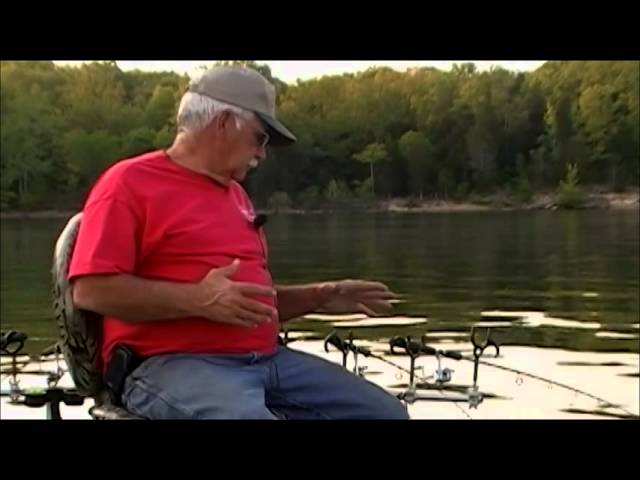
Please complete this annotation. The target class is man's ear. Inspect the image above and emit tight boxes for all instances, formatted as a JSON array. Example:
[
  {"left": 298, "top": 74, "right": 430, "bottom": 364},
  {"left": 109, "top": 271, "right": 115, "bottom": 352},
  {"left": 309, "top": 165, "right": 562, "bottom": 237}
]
[
  {"left": 217, "top": 110, "right": 235, "bottom": 132},
  {"left": 205, "top": 111, "right": 232, "bottom": 142}
]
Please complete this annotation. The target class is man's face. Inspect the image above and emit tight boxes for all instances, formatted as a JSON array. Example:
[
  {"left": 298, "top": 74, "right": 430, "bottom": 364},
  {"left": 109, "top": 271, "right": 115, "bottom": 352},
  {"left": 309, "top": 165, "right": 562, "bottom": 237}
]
[{"left": 224, "top": 113, "right": 270, "bottom": 182}]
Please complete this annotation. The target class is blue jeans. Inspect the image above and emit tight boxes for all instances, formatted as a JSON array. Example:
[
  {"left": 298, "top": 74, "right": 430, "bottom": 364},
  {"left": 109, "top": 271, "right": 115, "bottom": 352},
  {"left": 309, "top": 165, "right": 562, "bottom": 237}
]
[{"left": 121, "top": 346, "right": 409, "bottom": 419}]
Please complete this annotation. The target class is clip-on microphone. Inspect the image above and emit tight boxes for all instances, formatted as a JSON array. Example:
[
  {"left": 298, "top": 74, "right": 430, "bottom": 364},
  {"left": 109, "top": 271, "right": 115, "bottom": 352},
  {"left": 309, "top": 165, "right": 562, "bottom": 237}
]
[{"left": 252, "top": 214, "right": 268, "bottom": 229}]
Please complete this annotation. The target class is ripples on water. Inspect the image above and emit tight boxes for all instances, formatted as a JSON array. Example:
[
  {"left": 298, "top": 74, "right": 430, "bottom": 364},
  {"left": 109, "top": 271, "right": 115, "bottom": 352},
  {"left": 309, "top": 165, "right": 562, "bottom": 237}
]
[{"left": 1, "top": 210, "right": 638, "bottom": 355}]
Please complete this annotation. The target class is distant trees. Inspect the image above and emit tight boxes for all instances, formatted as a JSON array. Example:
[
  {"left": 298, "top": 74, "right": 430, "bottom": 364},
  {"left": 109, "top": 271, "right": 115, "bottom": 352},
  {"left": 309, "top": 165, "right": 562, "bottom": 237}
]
[{"left": 1, "top": 60, "right": 638, "bottom": 210}]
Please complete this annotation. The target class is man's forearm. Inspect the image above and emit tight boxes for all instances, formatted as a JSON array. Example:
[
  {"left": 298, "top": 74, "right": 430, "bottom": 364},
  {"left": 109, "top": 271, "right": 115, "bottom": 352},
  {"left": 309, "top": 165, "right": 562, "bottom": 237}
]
[
  {"left": 275, "top": 284, "right": 321, "bottom": 322},
  {"left": 72, "top": 274, "right": 200, "bottom": 322},
  {"left": 74, "top": 276, "right": 323, "bottom": 324}
]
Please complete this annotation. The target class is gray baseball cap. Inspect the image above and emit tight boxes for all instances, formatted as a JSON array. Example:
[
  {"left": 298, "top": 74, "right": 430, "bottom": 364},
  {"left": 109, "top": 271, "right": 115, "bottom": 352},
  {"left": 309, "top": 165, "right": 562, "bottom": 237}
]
[{"left": 188, "top": 65, "right": 297, "bottom": 146}]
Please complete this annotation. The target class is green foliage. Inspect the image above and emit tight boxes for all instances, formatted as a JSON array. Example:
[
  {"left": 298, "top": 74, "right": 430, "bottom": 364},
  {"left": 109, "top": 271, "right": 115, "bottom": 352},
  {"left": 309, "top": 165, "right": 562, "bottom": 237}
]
[
  {"left": 121, "top": 127, "right": 157, "bottom": 158},
  {"left": 0, "top": 61, "right": 185, "bottom": 210},
  {"left": 324, "top": 179, "right": 351, "bottom": 199},
  {"left": 353, "top": 143, "right": 388, "bottom": 197},
  {"left": 296, "top": 185, "right": 322, "bottom": 210},
  {"left": 62, "top": 129, "right": 121, "bottom": 184},
  {"left": 154, "top": 126, "right": 175, "bottom": 149},
  {"left": 324, "top": 179, "right": 352, "bottom": 208},
  {"left": 452, "top": 181, "right": 470, "bottom": 201},
  {"left": 556, "top": 163, "right": 585, "bottom": 209},
  {"left": 515, "top": 154, "right": 533, "bottom": 204},
  {"left": 267, "top": 191, "right": 292, "bottom": 211},
  {"left": 144, "top": 86, "right": 178, "bottom": 131},
  {"left": 399, "top": 130, "right": 432, "bottom": 197},
  {"left": 353, "top": 177, "right": 374, "bottom": 200},
  {"left": 0, "top": 189, "right": 16, "bottom": 210},
  {"left": 1, "top": 60, "right": 638, "bottom": 211}
]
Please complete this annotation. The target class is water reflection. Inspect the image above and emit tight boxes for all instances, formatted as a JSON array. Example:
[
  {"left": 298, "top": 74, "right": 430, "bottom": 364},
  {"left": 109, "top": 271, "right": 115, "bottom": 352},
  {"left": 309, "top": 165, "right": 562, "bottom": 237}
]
[{"left": 1, "top": 211, "right": 638, "bottom": 418}]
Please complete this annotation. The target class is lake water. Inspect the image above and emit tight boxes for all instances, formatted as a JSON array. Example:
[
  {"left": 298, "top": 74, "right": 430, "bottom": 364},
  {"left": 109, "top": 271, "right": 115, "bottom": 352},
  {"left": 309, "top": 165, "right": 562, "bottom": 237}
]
[
  {"left": 1, "top": 210, "right": 638, "bottom": 353},
  {"left": 1, "top": 209, "right": 638, "bottom": 419}
]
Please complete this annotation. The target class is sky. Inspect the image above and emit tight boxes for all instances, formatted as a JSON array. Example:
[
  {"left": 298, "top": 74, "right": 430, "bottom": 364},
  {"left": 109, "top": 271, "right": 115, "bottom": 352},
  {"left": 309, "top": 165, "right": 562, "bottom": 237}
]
[{"left": 52, "top": 60, "right": 547, "bottom": 83}]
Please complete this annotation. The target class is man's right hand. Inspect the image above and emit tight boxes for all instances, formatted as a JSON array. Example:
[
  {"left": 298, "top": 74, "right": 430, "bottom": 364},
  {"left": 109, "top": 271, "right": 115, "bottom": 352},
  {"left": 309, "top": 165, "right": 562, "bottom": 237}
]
[{"left": 192, "top": 259, "right": 278, "bottom": 328}]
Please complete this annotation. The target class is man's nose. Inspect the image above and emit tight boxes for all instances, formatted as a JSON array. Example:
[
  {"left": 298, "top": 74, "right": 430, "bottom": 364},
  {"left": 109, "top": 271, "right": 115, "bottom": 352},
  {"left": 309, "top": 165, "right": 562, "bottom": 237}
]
[{"left": 255, "top": 144, "right": 267, "bottom": 160}]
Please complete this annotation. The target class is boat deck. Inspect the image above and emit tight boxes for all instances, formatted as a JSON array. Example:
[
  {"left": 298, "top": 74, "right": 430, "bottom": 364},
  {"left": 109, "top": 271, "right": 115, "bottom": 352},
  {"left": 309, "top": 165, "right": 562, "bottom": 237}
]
[{"left": 2, "top": 339, "right": 638, "bottom": 420}]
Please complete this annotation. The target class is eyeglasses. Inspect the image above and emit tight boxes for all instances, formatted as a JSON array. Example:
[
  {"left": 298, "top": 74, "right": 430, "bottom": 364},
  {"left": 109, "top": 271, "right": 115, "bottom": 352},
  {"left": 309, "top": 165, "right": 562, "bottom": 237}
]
[
  {"left": 253, "top": 128, "right": 270, "bottom": 148},
  {"left": 233, "top": 112, "right": 270, "bottom": 148}
]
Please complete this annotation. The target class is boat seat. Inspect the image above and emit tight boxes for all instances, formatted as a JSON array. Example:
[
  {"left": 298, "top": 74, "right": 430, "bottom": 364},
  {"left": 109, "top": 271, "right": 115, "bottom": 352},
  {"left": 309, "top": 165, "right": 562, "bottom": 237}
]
[{"left": 52, "top": 212, "right": 144, "bottom": 420}]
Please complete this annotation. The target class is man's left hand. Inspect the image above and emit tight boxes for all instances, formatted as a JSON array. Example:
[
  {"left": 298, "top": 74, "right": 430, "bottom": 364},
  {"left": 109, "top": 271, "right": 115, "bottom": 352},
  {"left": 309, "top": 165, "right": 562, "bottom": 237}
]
[{"left": 313, "top": 280, "right": 398, "bottom": 316}]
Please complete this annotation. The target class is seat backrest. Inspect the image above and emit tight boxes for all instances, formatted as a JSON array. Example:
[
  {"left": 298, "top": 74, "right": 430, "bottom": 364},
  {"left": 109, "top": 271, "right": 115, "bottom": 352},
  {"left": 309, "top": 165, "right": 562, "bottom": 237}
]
[{"left": 52, "top": 213, "right": 104, "bottom": 398}]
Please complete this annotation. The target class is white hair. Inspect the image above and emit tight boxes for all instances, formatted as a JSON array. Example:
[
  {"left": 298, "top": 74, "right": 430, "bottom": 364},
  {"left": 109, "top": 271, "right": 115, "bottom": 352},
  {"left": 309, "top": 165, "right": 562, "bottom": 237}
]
[{"left": 177, "top": 92, "right": 254, "bottom": 135}]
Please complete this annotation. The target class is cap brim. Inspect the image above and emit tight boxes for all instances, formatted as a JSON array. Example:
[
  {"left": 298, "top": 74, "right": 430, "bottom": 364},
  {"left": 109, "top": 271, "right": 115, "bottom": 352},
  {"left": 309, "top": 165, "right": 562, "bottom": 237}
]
[{"left": 255, "top": 112, "right": 297, "bottom": 147}]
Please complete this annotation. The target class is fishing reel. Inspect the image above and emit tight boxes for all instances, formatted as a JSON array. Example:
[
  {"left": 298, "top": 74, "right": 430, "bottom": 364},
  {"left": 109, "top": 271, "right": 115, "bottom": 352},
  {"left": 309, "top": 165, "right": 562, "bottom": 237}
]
[
  {"left": 1, "top": 330, "right": 28, "bottom": 355},
  {"left": 434, "top": 364, "right": 454, "bottom": 384},
  {"left": 1, "top": 331, "right": 81, "bottom": 419},
  {"left": 390, "top": 335, "right": 461, "bottom": 386},
  {"left": 2, "top": 330, "right": 29, "bottom": 403},
  {"left": 324, "top": 330, "right": 373, "bottom": 377},
  {"left": 389, "top": 335, "right": 460, "bottom": 405},
  {"left": 389, "top": 329, "right": 502, "bottom": 410},
  {"left": 431, "top": 345, "right": 454, "bottom": 385}
]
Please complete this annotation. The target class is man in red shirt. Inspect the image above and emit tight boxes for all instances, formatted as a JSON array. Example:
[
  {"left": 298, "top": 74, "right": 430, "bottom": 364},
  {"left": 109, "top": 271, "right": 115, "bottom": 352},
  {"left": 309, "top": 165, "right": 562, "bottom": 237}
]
[{"left": 69, "top": 65, "right": 409, "bottom": 419}]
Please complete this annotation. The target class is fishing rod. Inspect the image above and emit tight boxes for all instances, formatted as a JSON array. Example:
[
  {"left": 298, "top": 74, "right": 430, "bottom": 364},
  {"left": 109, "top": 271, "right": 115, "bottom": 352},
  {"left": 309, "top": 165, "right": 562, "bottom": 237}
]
[
  {"left": 389, "top": 327, "right": 500, "bottom": 408},
  {"left": 1, "top": 332, "right": 67, "bottom": 388},
  {"left": 1, "top": 331, "right": 81, "bottom": 419},
  {"left": 332, "top": 326, "right": 638, "bottom": 419},
  {"left": 324, "top": 330, "right": 418, "bottom": 377},
  {"left": 422, "top": 328, "right": 638, "bottom": 418},
  {"left": 453, "top": 350, "right": 638, "bottom": 417},
  {"left": 324, "top": 330, "right": 476, "bottom": 419},
  {"left": 1, "top": 330, "right": 28, "bottom": 356}
]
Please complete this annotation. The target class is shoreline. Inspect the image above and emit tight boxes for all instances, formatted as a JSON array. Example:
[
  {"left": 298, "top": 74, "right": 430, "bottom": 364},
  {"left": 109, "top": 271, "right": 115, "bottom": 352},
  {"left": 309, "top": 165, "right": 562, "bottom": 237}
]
[
  {"left": 1, "top": 192, "right": 638, "bottom": 219},
  {"left": 378, "top": 191, "right": 639, "bottom": 214}
]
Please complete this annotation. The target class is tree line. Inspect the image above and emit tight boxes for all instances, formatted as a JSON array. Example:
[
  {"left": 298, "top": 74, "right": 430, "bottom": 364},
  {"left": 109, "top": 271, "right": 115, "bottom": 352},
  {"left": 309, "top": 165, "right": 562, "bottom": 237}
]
[{"left": 1, "top": 60, "right": 638, "bottom": 211}]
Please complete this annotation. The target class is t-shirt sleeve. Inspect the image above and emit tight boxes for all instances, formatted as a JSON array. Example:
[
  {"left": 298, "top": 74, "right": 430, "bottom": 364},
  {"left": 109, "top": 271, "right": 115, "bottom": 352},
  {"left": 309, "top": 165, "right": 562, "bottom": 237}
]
[{"left": 68, "top": 171, "right": 142, "bottom": 282}]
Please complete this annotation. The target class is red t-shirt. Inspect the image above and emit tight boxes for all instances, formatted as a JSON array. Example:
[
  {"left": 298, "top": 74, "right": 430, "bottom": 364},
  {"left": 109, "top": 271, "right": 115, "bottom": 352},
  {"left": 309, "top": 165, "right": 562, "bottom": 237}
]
[{"left": 68, "top": 150, "right": 279, "bottom": 367}]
